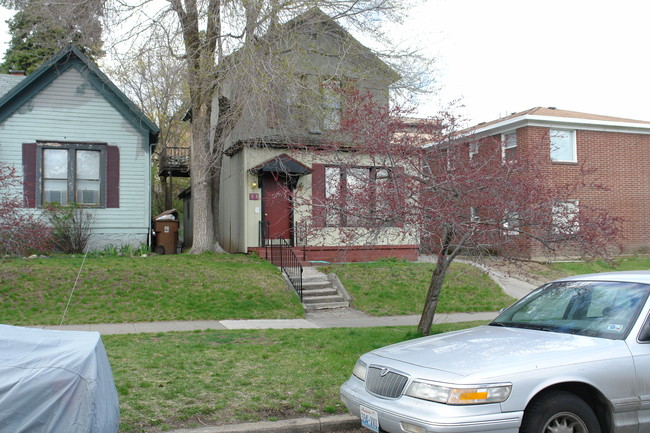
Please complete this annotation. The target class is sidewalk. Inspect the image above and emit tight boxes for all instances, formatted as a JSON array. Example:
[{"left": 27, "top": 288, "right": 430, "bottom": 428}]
[{"left": 35, "top": 310, "right": 499, "bottom": 335}]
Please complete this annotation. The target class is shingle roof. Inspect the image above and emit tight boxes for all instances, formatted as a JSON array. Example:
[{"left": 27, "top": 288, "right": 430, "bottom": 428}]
[
  {"left": 0, "top": 74, "right": 25, "bottom": 99},
  {"left": 490, "top": 107, "right": 650, "bottom": 127},
  {"left": 465, "top": 106, "right": 650, "bottom": 136}
]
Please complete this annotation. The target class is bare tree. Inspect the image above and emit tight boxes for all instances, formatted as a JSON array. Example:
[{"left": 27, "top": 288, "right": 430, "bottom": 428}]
[{"left": 107, "top": 43, "right": 190, "bottom": 214}]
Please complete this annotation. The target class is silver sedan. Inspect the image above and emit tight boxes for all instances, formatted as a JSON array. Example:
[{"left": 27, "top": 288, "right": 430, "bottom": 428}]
[{"left": 340, "top": 271, "right": 650, "bottom": 433}]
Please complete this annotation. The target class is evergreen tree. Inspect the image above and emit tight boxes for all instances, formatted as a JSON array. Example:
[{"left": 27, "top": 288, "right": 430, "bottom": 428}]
[{"left": 0, "top": 0, "right": 104, "bottom": 74}]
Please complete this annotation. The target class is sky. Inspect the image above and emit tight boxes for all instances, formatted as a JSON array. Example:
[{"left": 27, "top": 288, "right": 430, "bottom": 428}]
[{"left": 0, "top": 0, "right": 649, "bottom": 126}]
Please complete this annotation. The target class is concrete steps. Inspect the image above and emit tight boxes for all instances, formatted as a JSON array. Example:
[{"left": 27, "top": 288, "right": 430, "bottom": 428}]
[{"left": 299, "top": 267, "right": 350, "bottom": 311}]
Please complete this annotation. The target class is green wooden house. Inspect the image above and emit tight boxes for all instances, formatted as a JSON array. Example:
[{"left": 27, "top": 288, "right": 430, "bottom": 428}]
[{"left": 0, "top": 46, "right": 159, "bottom": 250}]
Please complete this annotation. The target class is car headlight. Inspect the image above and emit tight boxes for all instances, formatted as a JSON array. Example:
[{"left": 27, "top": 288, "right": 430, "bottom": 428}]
[
  {"left": 406, "top": 381, "right": 511, "bottom": 405},
  {"left": 352, "top": 360, "right": 367, "bottom": 381}
]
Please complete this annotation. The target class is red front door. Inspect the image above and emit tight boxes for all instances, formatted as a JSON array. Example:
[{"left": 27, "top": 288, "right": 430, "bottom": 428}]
[{"left": 261, "top": 173, "right": 292, "bottom": 240}]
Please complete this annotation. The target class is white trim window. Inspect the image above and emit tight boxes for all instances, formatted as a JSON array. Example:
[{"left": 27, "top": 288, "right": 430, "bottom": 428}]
[
  {"left": 501, "top": 131, "right": 517, "bottom": 162},
  {"left": 324, "top": 166, "right": 342, "bottom": 226},
  {"left": 324, "top": 165, "right": 393, "bottom": 227},
  {"left": 469, "top": 140, "right": 479, "bottom": 160},
  {"left": 502, "top": 211, "right": 520, "bottom": 236},
  {"left": 552, "top": 200, "right": 579, "bottom": 235},
  {"left": 470, "top": 206, "right": 480, "bottom": 223},
  {"left": 550, "top": 129, "right": 576, "bottom": 162}
]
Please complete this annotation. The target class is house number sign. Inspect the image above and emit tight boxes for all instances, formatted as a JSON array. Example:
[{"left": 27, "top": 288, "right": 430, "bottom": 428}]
[{"left": 249, "top": 193, "right": 260, "bottom": 200}]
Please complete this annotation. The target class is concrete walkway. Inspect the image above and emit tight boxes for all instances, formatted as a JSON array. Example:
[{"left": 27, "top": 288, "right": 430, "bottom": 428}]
[{"left": 417, "top": 255, "right": 539, "bottom": 300}]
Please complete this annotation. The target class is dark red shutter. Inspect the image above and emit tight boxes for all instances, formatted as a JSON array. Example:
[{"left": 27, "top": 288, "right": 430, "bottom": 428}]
[
  {"left": 106, "top": 145, "right": 120, "bottom": 208},
  {"left": 311, "top": 163, "right": 325, "bottom": 226},
  {"left": 22, "top": 143, "right": 37, "bottom": 208}
]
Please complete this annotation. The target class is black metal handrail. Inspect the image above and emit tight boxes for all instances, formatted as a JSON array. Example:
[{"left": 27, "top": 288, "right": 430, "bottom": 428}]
[{"left": 261, "top": 222, "right": 303, "bottom": 301}]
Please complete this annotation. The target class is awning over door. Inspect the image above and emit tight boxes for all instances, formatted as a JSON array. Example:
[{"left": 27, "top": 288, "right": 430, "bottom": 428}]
[{"left": 249, "top": 154, "right": 311, "bottom": 175}]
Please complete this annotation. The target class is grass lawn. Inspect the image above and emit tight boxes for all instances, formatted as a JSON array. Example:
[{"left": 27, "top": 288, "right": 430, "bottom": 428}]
[
  {"left": 105, "top": 322, "right": 485, "bottom": 433},
  {"left": 0, "top": 253, "right": 304, "bottom": 326},
  {"left": 549, "top": 256, "right": 650, "bottom": 276},
  {"left": 324, "top": 259, "right": 516, "bottom": 316}
]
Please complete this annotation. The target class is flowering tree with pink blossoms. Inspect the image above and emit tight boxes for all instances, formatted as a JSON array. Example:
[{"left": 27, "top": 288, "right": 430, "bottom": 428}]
[{"left": 298, "top": 89, "right": 622, "bottom": 335}]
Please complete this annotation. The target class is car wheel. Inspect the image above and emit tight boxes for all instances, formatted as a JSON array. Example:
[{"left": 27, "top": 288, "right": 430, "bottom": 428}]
[{"left": 520, "top": 390, "right": 601, "bottom": 433}]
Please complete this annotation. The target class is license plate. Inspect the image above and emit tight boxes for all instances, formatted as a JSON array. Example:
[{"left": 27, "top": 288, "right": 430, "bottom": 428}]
[{"left": 360, "top": 405, "right": 380, "bottom": 432}]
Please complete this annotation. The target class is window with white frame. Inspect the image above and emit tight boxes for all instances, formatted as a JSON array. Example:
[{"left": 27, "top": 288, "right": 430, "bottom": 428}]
[
  {"left": 502, "top": 211, "right": 519, "bottom": 235},
  {"left": 501, "top": 131, "right": 517, "bottom": 162},
  {"left": 324, "top": 166, "right": 342, "bottom": 226},
  {"left": 552, "top": 200, "right": 579, "bottom": 235},
  {"left": 445, "top": 148, "right": 454, "bottom": 171},
  {"left": 469, "top": 140, "right": 479, "bottom": 159},
  {"left": 470, "top": 206, "right": 480, "bottom": 223},
  {"left": 38, "top": 143, "right": 105, "bottom": 206},
  {"left": 504, "top": 132, "right": 517, "bottom": 149},
  {"left": 550, "top": 129, "right": 576, "bottom": 162},
  {"left": 324, "top": 165, "right": 392, "bottom": 227}
]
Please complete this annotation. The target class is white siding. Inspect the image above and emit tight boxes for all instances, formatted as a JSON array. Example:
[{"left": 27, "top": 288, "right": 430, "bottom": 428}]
[{"left": 0, "top": 67, "right": 152, "bottom": 249}]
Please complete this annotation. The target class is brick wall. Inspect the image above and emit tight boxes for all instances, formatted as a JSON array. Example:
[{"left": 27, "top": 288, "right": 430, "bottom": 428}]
[{"left": 517, "top": 126, "right": 650, "bottom": 254}]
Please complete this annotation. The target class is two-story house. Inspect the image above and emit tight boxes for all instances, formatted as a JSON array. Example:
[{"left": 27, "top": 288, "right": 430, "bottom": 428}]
[
  {"left": 466, "top": 107, "right": 650, "bottom": 256},
  {"left": 177, "top": 8, "right": 419, "bottom": 262}
]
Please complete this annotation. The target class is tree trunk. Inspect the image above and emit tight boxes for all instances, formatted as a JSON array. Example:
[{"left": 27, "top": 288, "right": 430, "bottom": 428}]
[
  {"left": 417, "top": 257, "right": 451, "bottom": 336},
  {"left": 417, "top": 223, "right": 456, "bottom": 336},
  {"left": 210, "top": 147, "right": 225, "bottom": 252},
  {"left": 188, "top": 104, "right": 222, "bottom": 253}
]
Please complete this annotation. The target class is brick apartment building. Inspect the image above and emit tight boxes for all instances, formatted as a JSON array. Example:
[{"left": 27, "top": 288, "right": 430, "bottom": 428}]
[{"left": 466, "top": 107, "right": 650, "bottom": 255}]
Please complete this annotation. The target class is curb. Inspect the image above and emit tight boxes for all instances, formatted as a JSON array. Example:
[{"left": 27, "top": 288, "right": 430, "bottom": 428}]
[{"left": 165, "top": 414, "right": 360, "bottom": 433}]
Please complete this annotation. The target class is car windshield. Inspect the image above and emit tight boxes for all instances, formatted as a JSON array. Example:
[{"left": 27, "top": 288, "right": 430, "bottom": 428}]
[{"left": 490, "top": 280, "right": 650, "bottom": 340}]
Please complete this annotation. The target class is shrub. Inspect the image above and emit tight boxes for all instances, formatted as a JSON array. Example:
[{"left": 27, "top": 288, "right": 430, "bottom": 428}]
[
  {"left": 43, "top": 203, "right": 95, "bottom": 254},
  {"left": 0, "top": 162, "right": 53, "bottom": 257}
]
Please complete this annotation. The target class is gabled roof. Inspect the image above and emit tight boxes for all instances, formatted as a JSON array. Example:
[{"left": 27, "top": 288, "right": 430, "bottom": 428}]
[
  {"left": 466, "top": 107, "right": 650, "bottom": 136},
  {"left": 0, "top": 46, "right": 159, "bottom": 144},
  {"left": 280, "top": 7, "right": 400, "bottom": 84}
]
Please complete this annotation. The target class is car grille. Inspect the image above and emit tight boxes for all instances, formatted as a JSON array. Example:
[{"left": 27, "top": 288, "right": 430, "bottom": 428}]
[{"left": 365, "top": 366, "right": 408, "bottom": 398}]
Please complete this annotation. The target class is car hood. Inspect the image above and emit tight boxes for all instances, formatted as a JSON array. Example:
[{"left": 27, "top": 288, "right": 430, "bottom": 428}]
[{"left": 369, "top": 325, "right": 629, "bottom": 379}]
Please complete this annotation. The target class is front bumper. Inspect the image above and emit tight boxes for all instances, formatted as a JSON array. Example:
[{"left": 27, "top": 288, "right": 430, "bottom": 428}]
[{"left": 340, "top": 377, "right": 523, "bottom": 433}]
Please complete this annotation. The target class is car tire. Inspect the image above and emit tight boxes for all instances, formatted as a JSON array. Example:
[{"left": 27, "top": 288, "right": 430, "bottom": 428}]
[{"left": 520, "top": 390, "right": 601, "bottom": 433}]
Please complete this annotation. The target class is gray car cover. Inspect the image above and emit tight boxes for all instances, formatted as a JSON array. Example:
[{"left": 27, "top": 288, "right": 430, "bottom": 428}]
[{"left": 0, "top": 325, "right": 119, "bottom": 433}]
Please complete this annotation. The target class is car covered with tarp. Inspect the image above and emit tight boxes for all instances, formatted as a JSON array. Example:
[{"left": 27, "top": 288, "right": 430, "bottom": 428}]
[{"left": 0, "top": 325, "right": 119, "bottom": 433}]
